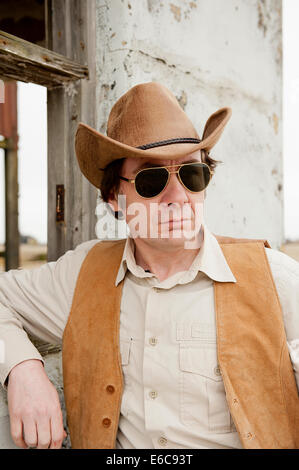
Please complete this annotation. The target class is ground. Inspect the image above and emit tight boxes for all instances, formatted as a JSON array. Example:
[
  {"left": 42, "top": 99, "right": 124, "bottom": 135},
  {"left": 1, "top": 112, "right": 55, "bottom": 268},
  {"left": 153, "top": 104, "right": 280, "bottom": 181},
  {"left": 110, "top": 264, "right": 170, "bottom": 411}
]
[
  {"left": 0, "top": 243, "right": 47, "bottom": 271},
  {"left": 279, "top": 242, "right": 299, "bottom": 262}
]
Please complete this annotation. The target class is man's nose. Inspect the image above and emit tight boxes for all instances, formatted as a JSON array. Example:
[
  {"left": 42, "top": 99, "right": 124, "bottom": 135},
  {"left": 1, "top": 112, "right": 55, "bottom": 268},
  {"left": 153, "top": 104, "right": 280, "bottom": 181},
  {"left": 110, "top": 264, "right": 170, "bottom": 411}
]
[{"left": 159, "top": 171, "right": 189, "bottom": 205}]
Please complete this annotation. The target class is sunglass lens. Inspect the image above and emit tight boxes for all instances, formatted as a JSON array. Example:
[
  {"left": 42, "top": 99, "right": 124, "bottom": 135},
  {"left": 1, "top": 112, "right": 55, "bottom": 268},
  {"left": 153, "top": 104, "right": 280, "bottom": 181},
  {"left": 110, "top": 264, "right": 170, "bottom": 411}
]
[
  {"left": 179, "top": 163, "right": 210, "bottom": 192},
  {"left": 135, "top": 168, "right": 169, "bottom": 198}
]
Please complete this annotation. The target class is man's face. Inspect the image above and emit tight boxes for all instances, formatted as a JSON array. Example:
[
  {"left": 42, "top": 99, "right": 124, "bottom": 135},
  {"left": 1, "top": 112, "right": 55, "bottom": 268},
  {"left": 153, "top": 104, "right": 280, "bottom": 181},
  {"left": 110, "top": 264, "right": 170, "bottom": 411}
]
[{"left": 108, "top": 150, "right": 206, "bottom": 250}]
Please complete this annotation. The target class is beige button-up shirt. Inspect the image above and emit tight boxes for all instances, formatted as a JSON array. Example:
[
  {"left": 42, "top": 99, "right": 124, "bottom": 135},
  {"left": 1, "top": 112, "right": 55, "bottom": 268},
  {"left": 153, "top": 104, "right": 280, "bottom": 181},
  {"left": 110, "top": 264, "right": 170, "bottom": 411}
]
[{"left": 0, "top": 224, "right": 299, "bottom": 449}]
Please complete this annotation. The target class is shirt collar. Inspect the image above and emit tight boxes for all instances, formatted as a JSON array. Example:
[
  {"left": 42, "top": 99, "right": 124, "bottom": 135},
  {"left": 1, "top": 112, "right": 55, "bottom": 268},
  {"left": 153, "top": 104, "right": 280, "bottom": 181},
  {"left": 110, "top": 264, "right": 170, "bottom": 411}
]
[{"left": 114, "top": 222, "right": 237, "bottom": 286}]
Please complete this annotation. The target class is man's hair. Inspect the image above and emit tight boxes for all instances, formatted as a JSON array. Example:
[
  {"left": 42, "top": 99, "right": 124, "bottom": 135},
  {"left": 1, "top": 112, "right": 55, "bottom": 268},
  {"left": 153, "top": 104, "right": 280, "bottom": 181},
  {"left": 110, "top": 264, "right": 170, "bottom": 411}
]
[{"left": 100, "top": 150, "right": 222, "bottom": 218}]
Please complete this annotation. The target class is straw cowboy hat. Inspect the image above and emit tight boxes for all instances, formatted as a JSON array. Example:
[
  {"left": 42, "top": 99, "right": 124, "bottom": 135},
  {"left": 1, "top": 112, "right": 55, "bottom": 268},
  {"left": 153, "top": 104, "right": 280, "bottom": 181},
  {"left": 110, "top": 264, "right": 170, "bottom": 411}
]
[{"left": 75, "top": 82, "right": 232, "bottom": 188}]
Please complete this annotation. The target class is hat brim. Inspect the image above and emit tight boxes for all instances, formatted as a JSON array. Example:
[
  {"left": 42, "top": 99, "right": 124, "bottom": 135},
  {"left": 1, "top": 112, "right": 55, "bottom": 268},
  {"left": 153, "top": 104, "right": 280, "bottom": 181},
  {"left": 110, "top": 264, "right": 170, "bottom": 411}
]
[{"left": 75, "top": 107, "right": 232, "bottom": 189}]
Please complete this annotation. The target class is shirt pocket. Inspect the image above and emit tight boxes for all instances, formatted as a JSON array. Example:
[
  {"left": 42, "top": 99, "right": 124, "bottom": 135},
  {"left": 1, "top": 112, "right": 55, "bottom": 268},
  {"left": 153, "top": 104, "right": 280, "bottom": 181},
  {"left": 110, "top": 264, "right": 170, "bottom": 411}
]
[
  {"left": 177, "top": 323, "right": 235, "bottom": 434},
  {"left": 119, "top": 338, "right": 133, "bottom": 417}
]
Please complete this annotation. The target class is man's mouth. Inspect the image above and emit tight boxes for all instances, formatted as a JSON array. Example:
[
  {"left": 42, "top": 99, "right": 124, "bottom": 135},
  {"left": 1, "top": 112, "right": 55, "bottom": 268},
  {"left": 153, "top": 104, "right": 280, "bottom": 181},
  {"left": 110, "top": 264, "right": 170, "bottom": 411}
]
[
  {"left": 160, "top": 219, "right": 192, "bottom": 224},
  {"left": 159, "top": 219, "right": 194, "bottom": 231}
]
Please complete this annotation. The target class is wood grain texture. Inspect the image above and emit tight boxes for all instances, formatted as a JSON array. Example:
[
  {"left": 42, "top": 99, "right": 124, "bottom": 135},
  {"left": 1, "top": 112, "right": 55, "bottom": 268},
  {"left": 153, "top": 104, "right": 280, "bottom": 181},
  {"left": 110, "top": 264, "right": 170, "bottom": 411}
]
[
  {"left": 47, "top": 0, "right": 97, "bottom": 261},
  {"left": 0, "top": 29, "right": 88, "bottom": 87}
]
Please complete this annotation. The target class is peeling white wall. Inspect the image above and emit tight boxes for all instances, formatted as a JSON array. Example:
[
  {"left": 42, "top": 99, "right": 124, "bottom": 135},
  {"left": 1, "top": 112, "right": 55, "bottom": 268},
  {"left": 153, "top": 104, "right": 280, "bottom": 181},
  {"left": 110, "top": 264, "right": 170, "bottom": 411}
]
[{"left": 95, "top": 0, "right": 282, "bottom": 248}]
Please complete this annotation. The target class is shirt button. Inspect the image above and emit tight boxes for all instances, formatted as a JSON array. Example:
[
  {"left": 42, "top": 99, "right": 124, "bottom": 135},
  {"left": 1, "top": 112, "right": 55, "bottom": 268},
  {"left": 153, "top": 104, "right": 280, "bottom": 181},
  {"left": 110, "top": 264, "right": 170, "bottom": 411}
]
[
  {"left": 149, "top": 390, "right": 158, "bottom": 399},
  {"left": 102, "top": 417, "right": 111, "bottom": 428},
  {"left": 158, "top": 436, "right": 167, "bottom": 446},
  {"left": 214, "top": 365, "right": 221, "bottom": 376},
  {"left": 149, "top": 337, "right": 158, "bottom": 346},
  {"left": 106, "top": 385, "right": 115, "bottom": 394}
]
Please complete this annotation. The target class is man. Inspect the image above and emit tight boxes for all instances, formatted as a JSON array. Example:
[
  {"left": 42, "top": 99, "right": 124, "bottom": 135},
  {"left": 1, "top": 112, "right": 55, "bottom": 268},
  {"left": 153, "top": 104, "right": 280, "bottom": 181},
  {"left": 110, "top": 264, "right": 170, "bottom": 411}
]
[{"left": 0, "top": 82, "right": 298, "bottom": 449}]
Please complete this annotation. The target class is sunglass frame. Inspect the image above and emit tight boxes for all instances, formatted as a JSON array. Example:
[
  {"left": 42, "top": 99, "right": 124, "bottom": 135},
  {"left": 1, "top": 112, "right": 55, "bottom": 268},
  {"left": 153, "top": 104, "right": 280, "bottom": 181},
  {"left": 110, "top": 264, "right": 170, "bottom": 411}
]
[{"left": 119, "top": 162, "right": 214, "bottom": 199}]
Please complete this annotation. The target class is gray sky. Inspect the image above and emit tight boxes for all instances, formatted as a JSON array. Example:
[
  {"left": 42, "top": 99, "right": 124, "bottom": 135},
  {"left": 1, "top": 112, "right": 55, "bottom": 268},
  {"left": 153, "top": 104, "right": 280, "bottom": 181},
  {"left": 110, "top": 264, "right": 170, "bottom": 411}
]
[{"left": 0, "top": 0, "right": 299, "bottom": 244}]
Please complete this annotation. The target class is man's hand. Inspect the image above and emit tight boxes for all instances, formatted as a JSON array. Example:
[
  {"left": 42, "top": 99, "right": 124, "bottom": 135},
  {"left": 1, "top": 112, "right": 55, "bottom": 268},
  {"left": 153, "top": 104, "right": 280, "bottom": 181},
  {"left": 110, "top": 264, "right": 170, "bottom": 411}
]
[{"left": 7, "top": 359, "right": 66, "bottom": 449}]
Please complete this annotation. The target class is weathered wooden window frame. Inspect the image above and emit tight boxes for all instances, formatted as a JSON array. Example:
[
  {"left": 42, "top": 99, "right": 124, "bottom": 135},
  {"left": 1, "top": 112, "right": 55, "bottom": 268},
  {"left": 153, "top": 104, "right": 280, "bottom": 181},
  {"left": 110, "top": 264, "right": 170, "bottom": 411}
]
[{"left": 0, "top": 0, "right": 97, "bottom": 263}]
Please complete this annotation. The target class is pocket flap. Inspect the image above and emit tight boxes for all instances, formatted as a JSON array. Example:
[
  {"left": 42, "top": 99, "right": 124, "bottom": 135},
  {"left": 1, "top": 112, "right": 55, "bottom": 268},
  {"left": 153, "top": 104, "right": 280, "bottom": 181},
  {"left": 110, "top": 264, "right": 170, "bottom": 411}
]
[
  {"left": 179, "top": 345, "right": 222, "bottom": 381},
  {"left": 176, "top": 322, "right": 216, "bottom": 342},
  {"left": 191, "top": 323, "right": 216, "bottom": 342}
]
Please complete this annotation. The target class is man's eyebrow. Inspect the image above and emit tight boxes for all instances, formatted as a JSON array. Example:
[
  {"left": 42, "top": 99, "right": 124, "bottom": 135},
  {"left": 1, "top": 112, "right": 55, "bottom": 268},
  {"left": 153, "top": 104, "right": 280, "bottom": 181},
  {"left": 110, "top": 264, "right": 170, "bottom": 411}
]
[
  {"left": 131, "top": 159, "right": 200, "bottom": 175},
  {"left": 132, "top": 162, "right": 160, "bottom": 175}
]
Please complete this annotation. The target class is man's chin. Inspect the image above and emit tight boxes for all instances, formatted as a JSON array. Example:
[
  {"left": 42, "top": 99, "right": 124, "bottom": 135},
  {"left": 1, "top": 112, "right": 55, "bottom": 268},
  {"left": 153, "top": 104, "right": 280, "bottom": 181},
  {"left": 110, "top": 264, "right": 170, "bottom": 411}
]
[
  {"left": 159, "top": 223, "right": 201, "bottom": 238},
  {"left": 133, "top": 228, "right": 201, "bottom": 247}
]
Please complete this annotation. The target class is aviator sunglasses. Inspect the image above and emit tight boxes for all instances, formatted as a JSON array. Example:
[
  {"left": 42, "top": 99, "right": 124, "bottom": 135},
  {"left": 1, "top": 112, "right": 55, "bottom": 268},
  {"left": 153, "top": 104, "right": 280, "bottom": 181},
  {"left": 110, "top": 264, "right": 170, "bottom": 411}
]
[{"left": 119, "top": 162, "right": 214, "bottom": 199}]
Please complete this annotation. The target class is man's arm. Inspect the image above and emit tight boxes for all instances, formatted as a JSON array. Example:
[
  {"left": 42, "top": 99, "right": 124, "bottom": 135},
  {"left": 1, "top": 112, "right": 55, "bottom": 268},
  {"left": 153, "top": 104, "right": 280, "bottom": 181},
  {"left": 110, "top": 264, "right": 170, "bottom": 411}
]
[
  {"left": 0, "top": 239, "right": 100, "bottom": 448},
  {"left": 265, "top": 247, "right": 299, "bottom": 391}
]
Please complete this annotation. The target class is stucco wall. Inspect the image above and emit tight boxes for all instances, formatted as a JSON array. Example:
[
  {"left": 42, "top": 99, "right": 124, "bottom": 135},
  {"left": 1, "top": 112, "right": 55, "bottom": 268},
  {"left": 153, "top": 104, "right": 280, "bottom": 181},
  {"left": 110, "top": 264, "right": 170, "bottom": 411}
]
[{"left": 0, "top": 0, "right": 282, "bottom": 449}]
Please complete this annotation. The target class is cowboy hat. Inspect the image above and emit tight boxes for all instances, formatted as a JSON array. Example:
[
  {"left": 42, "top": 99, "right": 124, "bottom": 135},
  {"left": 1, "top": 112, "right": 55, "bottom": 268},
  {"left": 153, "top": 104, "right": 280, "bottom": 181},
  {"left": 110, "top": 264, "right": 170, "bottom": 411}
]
[{"left": 75, "top": 81, "right": 232, "bottom": 189}]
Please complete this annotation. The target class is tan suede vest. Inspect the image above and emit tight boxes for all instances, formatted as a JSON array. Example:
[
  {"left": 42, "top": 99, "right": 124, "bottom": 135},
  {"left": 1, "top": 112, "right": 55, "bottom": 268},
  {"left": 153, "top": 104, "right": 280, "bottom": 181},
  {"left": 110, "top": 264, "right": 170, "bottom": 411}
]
[{"left": 62, "top": 235, "right": 299, "bottom": 449}]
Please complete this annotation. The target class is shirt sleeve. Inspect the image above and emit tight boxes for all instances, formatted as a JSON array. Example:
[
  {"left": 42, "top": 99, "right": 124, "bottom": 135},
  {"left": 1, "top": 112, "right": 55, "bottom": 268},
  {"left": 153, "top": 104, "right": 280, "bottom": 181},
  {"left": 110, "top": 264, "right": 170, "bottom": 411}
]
[
  {"left": 0, "top": 239, "right": 100, "bottom": 387},
  {"left": 265, "top": 247, "right": 299, "bottom": 392}
]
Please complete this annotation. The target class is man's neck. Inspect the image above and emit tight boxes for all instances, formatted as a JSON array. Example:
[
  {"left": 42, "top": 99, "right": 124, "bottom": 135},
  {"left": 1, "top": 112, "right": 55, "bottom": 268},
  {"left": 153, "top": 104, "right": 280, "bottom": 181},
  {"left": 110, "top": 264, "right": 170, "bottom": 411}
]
[{"left": 132, "top": 228, "right": 204, "bottom": 282}]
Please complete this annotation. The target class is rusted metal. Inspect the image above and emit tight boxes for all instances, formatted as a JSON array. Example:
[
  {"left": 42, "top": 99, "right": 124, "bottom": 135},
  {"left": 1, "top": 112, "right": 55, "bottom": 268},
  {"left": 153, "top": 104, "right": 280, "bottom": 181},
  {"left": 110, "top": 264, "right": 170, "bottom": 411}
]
[
  {"left": 0, "top": 81, "right": 19, "bottom": 270},
  {"left": 4, "top": 136, "right": 20, "bottom": 270},
  {"left": 0, "top": 80, "right": 18, "bottom": 142},
  {"left": 56, "top": 184, "right": 65, "bottom": 222},
  {"left": 0, "top": 29, "right": 88, "bottom": 88}
]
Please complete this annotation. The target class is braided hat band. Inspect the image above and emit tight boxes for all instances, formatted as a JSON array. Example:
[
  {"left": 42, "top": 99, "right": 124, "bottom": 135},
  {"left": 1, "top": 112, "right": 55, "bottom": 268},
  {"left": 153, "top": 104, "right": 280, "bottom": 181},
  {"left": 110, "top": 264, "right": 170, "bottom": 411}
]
[{"left": 137, "top": 137, "right": 202, "bottom": 150}]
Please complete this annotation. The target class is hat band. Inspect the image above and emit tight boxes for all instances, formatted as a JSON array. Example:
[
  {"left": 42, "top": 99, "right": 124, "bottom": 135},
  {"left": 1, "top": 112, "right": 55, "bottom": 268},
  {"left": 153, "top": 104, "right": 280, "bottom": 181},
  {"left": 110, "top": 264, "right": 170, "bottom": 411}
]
[{"left": 136, "top": 137, "right": 201, "bottom": 150}]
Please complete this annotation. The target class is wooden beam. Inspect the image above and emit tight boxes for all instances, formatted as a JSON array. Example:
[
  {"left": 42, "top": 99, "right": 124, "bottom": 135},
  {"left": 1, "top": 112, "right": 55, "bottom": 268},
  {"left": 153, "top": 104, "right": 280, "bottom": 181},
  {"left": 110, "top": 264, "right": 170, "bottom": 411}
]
[
  {"left": 47, "top": 0, "right": 97, "bottom": 261},
  {"left": 0, "top": 29, "right": 88, "bottom": 88}
]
